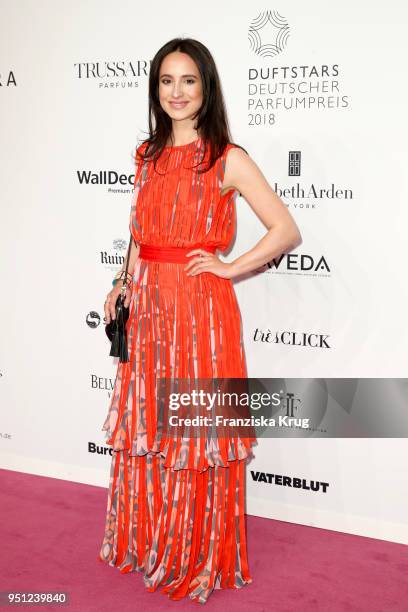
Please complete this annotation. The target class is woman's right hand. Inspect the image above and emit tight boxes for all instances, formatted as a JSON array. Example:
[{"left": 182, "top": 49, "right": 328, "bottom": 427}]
[{"left": 103, "top": 281, "right": 132, "bottom": 325}]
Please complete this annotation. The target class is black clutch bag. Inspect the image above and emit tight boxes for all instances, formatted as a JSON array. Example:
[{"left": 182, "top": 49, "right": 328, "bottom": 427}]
[{"left": 105, "top": 233, "right": 133, "bottom": 363}]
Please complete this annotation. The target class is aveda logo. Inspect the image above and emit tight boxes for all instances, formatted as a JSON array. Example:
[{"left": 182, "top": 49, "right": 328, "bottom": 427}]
[{"left": 256, "top": 253, "right": 330, "bottom": 275}]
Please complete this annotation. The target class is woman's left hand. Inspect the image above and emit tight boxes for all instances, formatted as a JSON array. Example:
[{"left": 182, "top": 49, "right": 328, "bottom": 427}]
[{"left": 184, "top": 249, "right": 235, "bottom": 279}]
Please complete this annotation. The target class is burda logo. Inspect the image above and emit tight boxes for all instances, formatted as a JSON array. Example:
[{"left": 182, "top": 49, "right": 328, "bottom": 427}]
[{"left": 248, "top": 10, "right": 290, "bottom": 58}]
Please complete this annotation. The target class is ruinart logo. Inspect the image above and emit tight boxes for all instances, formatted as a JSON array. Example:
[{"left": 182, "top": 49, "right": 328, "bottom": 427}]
[
  {"left": 248, "top": 11, "right": 290, "bottom": 58},
  {"left": 251, "top": 470, "right": 330, "bottom": 492},
  {"left": 100, "top": 238, "right": 128, "bottom": 272},
  {"left": 113, "top": 239, "right": 127, "bottom": 251}
]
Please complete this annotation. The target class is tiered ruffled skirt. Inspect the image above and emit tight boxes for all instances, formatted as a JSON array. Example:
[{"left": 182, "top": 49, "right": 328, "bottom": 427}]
[{"left": 98, "top": 256, "right": 256, "bottom": 604}]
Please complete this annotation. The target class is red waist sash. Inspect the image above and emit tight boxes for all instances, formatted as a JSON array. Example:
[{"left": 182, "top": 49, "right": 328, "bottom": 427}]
[{"left": 138, "top": 243, "right": 217, "bottom": 263}]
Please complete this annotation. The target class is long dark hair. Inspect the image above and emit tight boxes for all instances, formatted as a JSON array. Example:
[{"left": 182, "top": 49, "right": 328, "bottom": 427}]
[{"left": 136, "top": 37, "right": 246, "bottom": 173}]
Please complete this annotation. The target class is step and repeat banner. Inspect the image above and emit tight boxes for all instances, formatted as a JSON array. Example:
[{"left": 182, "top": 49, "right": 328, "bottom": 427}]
[{"left": 1, "top": 1, "right": 407, "bottom": 544}]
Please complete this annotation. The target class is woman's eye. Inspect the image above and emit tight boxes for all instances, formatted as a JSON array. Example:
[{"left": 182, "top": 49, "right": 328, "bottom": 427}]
[{"left": 160, "top": 79, "right": 196, "bottom": 85}]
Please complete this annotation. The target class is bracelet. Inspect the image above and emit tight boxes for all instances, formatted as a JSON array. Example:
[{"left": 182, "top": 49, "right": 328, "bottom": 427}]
[
  {"left": 112, "top": 271, "right": 133, "bottom": 287},
  {"left": 113, "top": 270, "right": 132, "bottom": 281},
  {"left": 112, "top": 278, "right": 132, "bottom": 288}
]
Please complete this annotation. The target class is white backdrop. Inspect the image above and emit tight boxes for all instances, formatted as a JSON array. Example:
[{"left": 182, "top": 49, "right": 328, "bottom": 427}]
[{"left": 1, "top": 0, "right": 408, "bottom": 544}]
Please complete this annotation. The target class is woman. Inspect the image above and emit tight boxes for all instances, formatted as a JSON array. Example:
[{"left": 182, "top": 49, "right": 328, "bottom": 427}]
[{"left": 99, "top": 37, "right": 302, "bottom": 604}]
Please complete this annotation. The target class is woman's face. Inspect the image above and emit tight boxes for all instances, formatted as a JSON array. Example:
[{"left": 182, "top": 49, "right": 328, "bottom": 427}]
[{"left": 158, "top": 51, "right": 203, "bottom": 126}]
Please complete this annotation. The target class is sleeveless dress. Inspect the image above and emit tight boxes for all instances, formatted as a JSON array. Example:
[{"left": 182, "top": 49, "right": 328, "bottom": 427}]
[{"left": 98, "top": 136, "right": 256, "bottom": 604}]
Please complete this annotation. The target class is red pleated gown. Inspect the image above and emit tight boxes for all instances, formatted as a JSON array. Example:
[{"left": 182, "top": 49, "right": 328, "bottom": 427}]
[{"left": 98, "top": 136, "right": 256, "bottom": 604}]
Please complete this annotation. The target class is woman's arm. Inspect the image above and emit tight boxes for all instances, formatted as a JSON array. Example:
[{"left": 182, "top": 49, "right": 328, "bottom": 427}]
[
  {"left": 222, "top": 147, "right": 302, "bottom": 278},
  {"left": 113, "top": 238, "right": 140, "bottom": 282},
  {"left": 105, "top": 238, "right": 140, "bottom": 324}
]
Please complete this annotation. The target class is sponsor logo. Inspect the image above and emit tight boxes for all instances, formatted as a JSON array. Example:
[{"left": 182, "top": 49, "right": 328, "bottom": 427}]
[
  {"left": 251, "top": 470, "right": 330, "bottom": 492},
  {"left": 254, "top": 329, "right": 331, "bottom": 349},
  {"left": 88, "top": 442, "right": 114, "bottom": 456},
  {"left": 86, "top": 311, "right": 101, "bottom": 328},
  {"left": 255, "top": 253, "right": 331, "bottom": 276}
]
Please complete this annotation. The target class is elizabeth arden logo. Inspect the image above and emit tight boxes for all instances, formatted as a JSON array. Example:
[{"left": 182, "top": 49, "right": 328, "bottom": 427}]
[{"left": 289, "top": 151, "right": 301, "bottom": 176}]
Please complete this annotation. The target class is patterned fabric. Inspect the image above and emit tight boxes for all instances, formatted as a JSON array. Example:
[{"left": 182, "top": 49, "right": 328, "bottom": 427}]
[{"left": 98, "top": 137, "right": 256, "bottom": 603}]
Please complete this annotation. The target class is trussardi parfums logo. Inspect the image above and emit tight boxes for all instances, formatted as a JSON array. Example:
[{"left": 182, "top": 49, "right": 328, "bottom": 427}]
[
  {"left": 248, "top": 10, "right": 290, "bottom": 58},
  {"left": 74, "top": 60, "right": 150, "bottom": 89}
]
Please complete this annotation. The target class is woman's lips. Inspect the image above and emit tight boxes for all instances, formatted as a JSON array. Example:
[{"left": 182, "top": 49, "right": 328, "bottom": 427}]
[{"left": 169, "top": 101, "right": 189, "bottom": 108}]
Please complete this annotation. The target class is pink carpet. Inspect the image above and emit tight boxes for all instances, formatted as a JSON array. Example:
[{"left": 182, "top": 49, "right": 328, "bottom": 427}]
[{"left": 1, "top": 468, "right": 407, "bottom": 611}]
